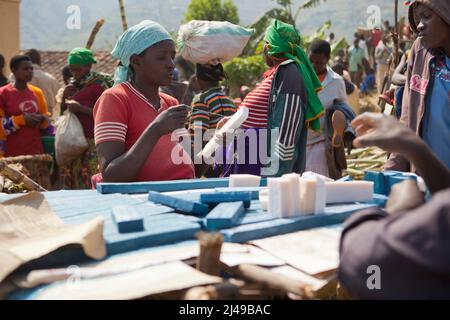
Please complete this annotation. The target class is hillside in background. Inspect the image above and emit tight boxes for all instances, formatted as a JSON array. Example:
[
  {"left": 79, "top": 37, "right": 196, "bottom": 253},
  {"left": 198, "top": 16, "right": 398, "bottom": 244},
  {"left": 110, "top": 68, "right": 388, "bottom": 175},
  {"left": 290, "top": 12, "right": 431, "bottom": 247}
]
[{"left": 20, "top": 0, "right": 408, "bottom": 50}]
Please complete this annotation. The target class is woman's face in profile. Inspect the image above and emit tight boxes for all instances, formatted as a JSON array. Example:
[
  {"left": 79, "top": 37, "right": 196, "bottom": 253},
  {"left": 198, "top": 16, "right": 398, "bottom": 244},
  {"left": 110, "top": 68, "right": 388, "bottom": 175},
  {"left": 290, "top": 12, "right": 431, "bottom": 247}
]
[{"left": 263, "top": 42, "right": 276, "bottom": 67}]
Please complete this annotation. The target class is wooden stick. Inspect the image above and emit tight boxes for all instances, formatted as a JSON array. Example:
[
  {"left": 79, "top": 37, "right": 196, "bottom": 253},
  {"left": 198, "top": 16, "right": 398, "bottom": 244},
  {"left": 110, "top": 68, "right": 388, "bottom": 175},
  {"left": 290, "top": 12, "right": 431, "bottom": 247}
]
[
  {"left": 394, "top": 0, "right": 400, "bottom": 65},
  {"left": 1, "top": 154, "right": 53, "bottom": 163},
  {"left": 196, "top": 232, "right": 224, "bottom": 276},
  {"left": 0, "top": 161, "right": 46, "bottom": 192},
  {"left": 227, "top": 264, "right": 312, "bottom": 297},
  {"left": 118, "top": 0, "right": 128, "bottom": 32},
  {"left": 86, "top": 18, "right": 105, "bottom": 50}
]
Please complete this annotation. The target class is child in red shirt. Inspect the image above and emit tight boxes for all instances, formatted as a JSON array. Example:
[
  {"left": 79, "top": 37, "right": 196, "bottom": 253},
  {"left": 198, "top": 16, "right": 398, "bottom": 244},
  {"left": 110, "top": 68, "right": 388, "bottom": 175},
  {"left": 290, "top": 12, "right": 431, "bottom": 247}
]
[{"left": 0, "top": 55, "right": 50, "bottom": 157}]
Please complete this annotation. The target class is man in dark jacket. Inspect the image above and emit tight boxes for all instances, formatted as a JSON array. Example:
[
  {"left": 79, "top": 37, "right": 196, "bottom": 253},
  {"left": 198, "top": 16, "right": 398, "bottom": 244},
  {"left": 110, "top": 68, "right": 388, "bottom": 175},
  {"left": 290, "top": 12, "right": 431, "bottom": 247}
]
[{"left": 339, "top": 113, "right": 450, "bottom": 299}]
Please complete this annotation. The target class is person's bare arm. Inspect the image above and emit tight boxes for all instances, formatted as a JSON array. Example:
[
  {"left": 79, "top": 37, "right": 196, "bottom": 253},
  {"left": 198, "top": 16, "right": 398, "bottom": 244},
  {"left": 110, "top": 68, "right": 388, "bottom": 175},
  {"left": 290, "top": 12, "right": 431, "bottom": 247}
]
[
  {"left": 65, "top": 100, "right": 93, "bottom": 116},
  {"left": 391, "top": 54, "right": 407, "bottom": 86},
  {"left": 97, "top": 105, "right": 189, "bottom": 182},
  {"left": 352, "top": 113, "right": 450, "bottom": 194}
]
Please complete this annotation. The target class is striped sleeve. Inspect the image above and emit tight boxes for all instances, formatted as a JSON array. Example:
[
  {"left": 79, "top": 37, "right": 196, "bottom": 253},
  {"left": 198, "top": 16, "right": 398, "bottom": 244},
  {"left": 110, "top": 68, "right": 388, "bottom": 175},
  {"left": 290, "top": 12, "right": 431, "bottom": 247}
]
[
  {"left": 274, "top": 93, "right": 302, "bottom": 161},
  {"left": 188, "top": 94, "right": 210, "bottom": 135},
  {"left": 93, "top": 90, "right": 128, "bottom": 145}
]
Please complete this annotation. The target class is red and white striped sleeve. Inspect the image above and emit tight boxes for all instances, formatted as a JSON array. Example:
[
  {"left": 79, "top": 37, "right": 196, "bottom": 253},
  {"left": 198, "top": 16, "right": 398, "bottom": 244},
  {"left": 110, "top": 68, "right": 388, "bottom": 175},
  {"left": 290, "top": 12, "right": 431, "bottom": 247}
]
[{"left": 93, "top": 90, "right": 128, "bottom": 145}]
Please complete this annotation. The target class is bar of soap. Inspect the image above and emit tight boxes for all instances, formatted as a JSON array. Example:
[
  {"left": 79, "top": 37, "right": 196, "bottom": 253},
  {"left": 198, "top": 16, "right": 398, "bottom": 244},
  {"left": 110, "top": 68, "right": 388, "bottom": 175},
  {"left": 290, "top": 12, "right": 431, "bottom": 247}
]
[
  {"left": 198, "top": 107, "right": 249, "bottom": 160},
  {"left": 302, "top": 171, "right": 335, "bottom": 182},
  {"left": 299, "top": 175, "right": 326, "bottom": 215},
  {"left": 325, "top": 181, "right": 374, "bottom": 204},
  {"left": 282, "top": 173, "right": 301, "bottom": 217},
  {"left": 259, "top": 189, "right": 269, "bottom": 211},
  {"left": 229, "top": 174, "right": 261, "bottom": 188},
  {"left": 205, "top": 201, "right": 246, "bottom": 230},
  {"left": 111, "top": 205, "right": 144, "bottom": 233},
  {"left": 200, "top": 191, "right": 252, "bottom": 208},
  {"left": 268, "top": 178, "right": 292, "bottom": 218}
]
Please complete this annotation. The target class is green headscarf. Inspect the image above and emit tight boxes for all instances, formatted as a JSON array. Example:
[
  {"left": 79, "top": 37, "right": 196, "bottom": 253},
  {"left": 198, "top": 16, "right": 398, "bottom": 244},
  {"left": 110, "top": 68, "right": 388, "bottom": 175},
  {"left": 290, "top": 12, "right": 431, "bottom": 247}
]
[
  {"left": 68, "top": 48, "right": 97, "bottom": 66},
  {"left": 264, "top": 19, "right": 324, "bottom": 132}
]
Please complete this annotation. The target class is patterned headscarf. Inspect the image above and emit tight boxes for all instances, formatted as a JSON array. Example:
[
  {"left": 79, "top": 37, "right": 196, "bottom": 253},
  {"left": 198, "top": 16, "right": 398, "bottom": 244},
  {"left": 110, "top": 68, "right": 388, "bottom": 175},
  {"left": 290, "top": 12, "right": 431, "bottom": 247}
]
[
  {"left": 111, "top": 20, "right": 172, "bottom": 85},
  {"left": 68, "top": 48, "right": 97, "bottom": 66}
]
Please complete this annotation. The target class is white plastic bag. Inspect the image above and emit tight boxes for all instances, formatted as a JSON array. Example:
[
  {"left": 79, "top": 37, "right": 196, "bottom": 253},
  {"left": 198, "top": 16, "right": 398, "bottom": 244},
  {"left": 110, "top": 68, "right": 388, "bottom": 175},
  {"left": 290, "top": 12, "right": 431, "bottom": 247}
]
[
  {"left": 55, "top": 111, "right": 89, "bottom": 167},
  {"left": 178, "top": 20, "right": 254, "bottom": 65}
]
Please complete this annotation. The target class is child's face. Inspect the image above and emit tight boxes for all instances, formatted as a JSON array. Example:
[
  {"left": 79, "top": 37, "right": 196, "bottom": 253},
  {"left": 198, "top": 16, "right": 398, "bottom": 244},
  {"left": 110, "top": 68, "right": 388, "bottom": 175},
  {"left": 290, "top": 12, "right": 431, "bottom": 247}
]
[{"left": 414, "top": 3, "right": 450, "bottom": 50}]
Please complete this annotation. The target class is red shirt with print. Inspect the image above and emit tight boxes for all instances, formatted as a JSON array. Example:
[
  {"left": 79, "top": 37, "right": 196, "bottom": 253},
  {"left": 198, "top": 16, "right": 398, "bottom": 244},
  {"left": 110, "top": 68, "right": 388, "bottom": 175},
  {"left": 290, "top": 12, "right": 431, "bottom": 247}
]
[{"left": 0, "top": 84, "right": 49, "bottom": 157}]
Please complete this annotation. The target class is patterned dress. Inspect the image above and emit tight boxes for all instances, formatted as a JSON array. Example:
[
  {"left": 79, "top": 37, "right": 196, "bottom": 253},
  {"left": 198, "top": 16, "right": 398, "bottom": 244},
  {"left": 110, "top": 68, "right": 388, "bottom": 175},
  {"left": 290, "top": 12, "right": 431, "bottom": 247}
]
[{"left": 59, "top": 72, "right": 113, "bottom": 189}]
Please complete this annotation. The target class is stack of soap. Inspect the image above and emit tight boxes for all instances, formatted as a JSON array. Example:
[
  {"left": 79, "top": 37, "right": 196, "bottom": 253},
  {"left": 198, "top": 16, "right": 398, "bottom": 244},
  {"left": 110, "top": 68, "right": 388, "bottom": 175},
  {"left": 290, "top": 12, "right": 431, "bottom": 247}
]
[
  {"left": 265, "top": 172, "right": 326, "bottom": 217},
  {"left": 111, "top": 205, "right": 144, "bottom": 233}
]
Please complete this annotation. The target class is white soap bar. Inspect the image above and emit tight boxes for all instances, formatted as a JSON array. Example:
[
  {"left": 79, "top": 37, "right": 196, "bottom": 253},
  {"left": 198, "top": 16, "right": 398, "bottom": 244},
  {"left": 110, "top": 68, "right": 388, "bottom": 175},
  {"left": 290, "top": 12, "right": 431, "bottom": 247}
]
[
  {"left": 229, "top": 174, "right": 261, "bottom": 188},
  {"left": 259, "top": 188, "right": 269, "bottom": 211},
  {"left": 302, "top": 171, "right": 335, "bottom": 182},
  {"left": 299, "top": 176, "right": 326, "bottom": 215},
  {"left": 198, "top": 107, "right": 249, "bottom": 160},
  {"left": 282, "top": 173, "right": 301, "bottom": 217},
  {"left": 325, "top": 181, "right": 374, "bottom": 204},
  {"left": 268, "top": 178, "right": 292, "bottom": 218}
]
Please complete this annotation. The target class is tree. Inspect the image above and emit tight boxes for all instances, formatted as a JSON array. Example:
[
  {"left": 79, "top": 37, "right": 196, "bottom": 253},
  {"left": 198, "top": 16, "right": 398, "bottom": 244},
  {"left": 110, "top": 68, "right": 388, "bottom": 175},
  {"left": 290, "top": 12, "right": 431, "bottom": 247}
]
[
  {"left": 223, "top": 55, "right": 266, "bottom": 97},
  {"left": 183, "top": 0, "right": 239, "bottom": 24},
  {"left": 243, "top": 0, "right": 326, "bottom": 56}
]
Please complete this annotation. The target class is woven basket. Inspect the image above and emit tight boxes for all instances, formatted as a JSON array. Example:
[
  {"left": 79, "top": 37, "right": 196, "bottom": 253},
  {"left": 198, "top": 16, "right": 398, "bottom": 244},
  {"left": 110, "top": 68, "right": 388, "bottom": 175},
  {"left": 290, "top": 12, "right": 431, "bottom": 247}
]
[{"left": 1, "top": 154, "right": 53, "bottom": 190}]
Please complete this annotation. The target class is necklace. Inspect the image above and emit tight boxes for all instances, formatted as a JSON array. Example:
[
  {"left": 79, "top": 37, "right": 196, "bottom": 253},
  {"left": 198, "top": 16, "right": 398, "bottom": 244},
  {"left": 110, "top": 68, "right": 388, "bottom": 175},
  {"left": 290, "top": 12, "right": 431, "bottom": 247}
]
[{"left": 130, "top": 80, "right": 161, "bottom": 110}]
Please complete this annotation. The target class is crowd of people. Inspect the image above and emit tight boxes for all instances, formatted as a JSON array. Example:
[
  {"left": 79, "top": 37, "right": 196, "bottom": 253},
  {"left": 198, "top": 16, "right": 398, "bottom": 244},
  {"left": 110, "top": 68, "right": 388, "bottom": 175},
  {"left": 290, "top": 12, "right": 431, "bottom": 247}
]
[
  {"left": 0, "top": 1, "right": 446, "bottom": 187},
  {"left": 0, "top": 0, "right": 448, "bottom": 298}
]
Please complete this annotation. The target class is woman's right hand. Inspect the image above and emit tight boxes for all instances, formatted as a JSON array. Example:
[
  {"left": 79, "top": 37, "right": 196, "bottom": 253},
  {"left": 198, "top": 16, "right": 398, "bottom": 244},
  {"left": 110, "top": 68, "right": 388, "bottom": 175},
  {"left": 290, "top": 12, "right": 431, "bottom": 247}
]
[{"left": 153, "top": 104, "right": 189, "bottom": 136}]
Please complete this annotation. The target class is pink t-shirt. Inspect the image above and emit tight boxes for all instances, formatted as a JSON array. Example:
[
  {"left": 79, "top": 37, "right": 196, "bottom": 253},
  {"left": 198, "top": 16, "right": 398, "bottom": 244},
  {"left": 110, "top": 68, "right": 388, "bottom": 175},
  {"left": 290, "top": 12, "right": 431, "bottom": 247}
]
[{"left": 93, "top": 82, "right": 194, "bottom": 182}]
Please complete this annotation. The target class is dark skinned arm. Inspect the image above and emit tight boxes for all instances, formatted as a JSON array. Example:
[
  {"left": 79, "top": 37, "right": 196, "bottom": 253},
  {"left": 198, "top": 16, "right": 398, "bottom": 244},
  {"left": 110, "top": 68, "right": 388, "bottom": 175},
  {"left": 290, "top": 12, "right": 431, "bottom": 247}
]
[
  {"left": 352, "top": 113, "right": 450, "bottom": 194},
  {"left": 391, "top": 54, "right": 407, "bottom": 86},
  {"left": 97, "top": 104, "right": 189, "bottom": 182}
]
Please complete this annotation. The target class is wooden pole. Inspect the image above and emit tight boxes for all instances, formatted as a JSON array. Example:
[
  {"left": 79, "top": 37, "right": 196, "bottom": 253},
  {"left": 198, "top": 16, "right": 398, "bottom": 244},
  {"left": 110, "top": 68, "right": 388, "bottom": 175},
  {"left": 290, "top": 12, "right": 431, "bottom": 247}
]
[
  {"left": 196, "top": 232, "right": 224, "bottom": 276},
  {"left": 118, "top": 0, "right": 128, "bottom": 32},
  {"left": 85, "top": 18, "right": 105, "bottom": 50},
  {"left": 394, "top": 0, "right": 399, "bottom": 65}
]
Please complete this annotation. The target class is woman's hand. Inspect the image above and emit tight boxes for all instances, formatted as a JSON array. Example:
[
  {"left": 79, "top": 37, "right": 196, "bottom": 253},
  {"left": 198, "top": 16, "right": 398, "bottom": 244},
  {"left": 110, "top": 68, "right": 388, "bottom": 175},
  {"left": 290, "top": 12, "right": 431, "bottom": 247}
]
[
  {"left": 65, "top": 99, "right": 83, "bottom": 113},
  {"left": 153, "top": 104, "right": 189, "bottom": 136},
  {"left": 24, "top": 113, "right": 45, "bottom": 128}
]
